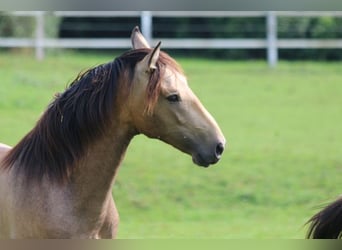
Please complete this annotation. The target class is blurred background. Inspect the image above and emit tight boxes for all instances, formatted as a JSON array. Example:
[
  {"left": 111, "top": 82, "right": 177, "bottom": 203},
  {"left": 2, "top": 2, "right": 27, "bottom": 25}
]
[
  {"left": 0, "top": 11, "right": 341, "bottom": 238},
  {"left": 2, "top": 11, "right": 342, "bottom": 63}
]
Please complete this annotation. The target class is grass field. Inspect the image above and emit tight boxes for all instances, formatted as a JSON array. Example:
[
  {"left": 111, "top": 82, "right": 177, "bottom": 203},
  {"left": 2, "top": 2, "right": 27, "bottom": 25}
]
[{"left": 0, "top": 51, "right": 341, "bottom": 238}]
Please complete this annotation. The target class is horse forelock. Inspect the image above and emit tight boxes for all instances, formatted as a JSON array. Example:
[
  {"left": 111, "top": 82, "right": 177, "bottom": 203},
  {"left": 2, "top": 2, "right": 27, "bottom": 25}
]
[
  {"left": 126, "top": 48, "right": 184, "bottom": 115},
  {"left": 0, "top": 48, "right": 183, "bottom": 185}
]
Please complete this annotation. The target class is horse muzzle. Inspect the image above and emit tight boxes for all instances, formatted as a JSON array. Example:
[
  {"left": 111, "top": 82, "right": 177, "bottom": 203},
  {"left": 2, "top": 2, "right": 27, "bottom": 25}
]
[{"left": 192, "top": 141, "right": 226, "bottom": 167}]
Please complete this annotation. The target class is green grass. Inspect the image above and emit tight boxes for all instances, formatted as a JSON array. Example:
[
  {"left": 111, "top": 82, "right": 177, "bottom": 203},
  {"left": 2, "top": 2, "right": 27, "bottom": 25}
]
[{"left": 0, "top": 51, "right": 341, "bottom": 238}]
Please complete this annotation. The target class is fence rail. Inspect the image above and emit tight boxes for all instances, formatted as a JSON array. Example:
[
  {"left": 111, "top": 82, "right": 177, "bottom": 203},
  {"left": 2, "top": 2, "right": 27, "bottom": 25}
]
[{"left": 2, "top": 11, "right": 342, "bottom": 66}]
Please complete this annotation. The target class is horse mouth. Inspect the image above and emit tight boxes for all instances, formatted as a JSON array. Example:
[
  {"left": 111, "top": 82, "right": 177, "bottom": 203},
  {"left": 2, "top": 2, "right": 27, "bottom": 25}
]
[{"left": 192, "top": 153, "right": 219, "bottom": 168}]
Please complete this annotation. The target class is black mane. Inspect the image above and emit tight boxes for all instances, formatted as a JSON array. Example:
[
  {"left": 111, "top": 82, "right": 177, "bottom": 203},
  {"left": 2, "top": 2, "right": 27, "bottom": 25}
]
[{"left": 1, "top": 49, "right": 182, "bottom": 184}]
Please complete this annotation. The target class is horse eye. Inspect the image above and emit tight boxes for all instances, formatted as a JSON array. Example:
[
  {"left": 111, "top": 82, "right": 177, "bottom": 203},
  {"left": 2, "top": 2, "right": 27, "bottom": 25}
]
[{"left": 166, "top": 94, "right": 181, "bottom": 103}]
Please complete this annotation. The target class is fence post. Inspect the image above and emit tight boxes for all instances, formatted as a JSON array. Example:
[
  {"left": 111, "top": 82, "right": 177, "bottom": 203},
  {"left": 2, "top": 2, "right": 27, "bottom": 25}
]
[
  {"left": 266, "top": 11, "right": 278, "bottom": 67},
  {"left": 35, "top": 11, "right": 45, "bottom": 61},
  {"left": 140, "top": 11, "right": 152, "bottom": 45}
]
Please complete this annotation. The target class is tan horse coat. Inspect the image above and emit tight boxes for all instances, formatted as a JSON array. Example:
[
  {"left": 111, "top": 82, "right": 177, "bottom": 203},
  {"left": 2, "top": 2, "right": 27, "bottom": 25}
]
[{"left": 0, "top": 27, "right": 225, "bottom": 238}]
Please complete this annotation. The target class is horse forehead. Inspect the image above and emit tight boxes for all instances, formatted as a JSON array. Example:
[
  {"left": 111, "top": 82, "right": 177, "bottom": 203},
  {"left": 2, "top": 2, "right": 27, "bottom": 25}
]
[{"left": 162, "top": 68, "right": 187, "bottom": 88}]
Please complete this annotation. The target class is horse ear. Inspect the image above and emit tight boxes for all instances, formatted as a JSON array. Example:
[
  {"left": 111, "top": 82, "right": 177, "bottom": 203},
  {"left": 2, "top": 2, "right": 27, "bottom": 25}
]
[
  {"left": 131, "top": 26, "right": 151, "bottom": 49},
  {"left": 141, "top": 41, "right": 161, "bottom": 72}
]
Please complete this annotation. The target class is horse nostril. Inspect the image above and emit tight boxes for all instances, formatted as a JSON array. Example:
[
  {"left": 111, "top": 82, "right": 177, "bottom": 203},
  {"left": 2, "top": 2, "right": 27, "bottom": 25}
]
[{"left": 215, "top": 143, "right": 224, "bottom": 158}]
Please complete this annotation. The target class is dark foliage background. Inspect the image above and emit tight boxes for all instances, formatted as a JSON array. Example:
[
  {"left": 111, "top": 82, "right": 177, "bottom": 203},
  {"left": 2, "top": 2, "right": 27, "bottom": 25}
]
[{"left": 2, "top": 14, "right": 342, "bottom": 60}]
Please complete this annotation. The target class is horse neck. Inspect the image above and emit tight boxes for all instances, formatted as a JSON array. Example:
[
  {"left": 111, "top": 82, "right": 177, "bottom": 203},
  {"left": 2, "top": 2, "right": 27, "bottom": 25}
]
[
  {"left": 69, "top": 117, "right": 135, "bottom": 208},
  {"left": 67, "top": 72, "right": 141, "bottom": 206}
]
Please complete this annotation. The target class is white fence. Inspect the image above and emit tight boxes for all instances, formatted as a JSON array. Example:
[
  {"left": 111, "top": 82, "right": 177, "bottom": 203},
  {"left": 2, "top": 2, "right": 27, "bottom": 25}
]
[{"left": 2, "top": 11, "right": 342, "bottom": 66}]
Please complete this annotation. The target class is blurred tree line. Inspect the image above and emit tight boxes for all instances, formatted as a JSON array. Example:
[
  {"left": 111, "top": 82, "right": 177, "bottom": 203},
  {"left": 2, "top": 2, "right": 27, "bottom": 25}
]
[
  {"left": 0, "top": 15, "right": 35, "bottom": 37},
  {"left": 2, "top": 13, "right": 342, "bottom": 60},
  {"left": 0, "top": 14, "right": 60, "bottom": 39}
]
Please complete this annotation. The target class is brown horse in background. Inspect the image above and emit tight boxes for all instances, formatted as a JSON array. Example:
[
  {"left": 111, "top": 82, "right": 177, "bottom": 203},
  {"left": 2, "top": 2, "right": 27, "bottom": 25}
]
[
  {"left": 0, "top": 27, "right": 226, "bottom": 238},
  {"left": 307, "top": 196, "right": 342, "bottom": 239}
]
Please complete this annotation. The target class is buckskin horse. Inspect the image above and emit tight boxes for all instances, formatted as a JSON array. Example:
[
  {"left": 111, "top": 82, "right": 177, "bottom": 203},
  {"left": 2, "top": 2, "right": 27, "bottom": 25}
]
[{"left": 0, "top": 27, "right": 226, "bottom": 238}]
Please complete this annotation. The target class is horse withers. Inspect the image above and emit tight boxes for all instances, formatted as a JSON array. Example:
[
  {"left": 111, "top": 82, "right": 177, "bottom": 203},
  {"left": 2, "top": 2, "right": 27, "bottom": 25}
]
[{"left": 0, "top": 27, "right": 226, "bottom": 238}]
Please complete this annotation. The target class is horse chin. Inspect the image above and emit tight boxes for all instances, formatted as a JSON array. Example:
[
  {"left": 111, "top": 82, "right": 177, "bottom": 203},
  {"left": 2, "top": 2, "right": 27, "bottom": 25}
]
[
  {"left": 192, "top": 150, "right": 222, "bottom": 167},
  {"left": 192, "top": 154, "right": 211, "bottom": 168}
]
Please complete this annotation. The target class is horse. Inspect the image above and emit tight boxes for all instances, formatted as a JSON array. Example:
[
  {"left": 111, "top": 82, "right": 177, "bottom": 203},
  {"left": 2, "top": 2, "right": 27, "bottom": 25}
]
[
  {"left": 307, "top": 196, "right": 342, "bottom": 239},
  {"left": 0, "top": 27, "right": 226, "bottom": 239}
]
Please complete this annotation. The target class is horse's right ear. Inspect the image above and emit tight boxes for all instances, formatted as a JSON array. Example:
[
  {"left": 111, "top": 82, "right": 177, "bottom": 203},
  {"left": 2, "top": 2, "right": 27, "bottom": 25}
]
[
  {"left": 139, "top": 41, "right": 161, "bottom": 73},
  {"left": 131, "top": 26, "right": 151, "bottom": 49}
]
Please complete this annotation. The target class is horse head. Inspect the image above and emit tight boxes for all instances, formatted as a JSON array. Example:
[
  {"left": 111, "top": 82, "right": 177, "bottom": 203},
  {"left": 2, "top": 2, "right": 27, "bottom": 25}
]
[{"left": 128, "top": 27, "right": 226, "bottom": 167}]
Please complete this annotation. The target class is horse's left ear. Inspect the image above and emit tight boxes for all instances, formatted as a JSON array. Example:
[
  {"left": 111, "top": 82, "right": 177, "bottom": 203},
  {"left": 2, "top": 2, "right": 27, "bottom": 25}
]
[
  {"left": 131, "top": 26, "right": 151, "bottom": 49},
  {"left": 140, "top": 41, "right": 161, "bottom": 72}
]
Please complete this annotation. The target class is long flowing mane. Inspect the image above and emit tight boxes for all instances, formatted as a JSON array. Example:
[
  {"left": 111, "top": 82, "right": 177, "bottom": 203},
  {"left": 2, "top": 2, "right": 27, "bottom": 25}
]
[{"left": 1, "top": 49, "right": 182, "bottom": 184}]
